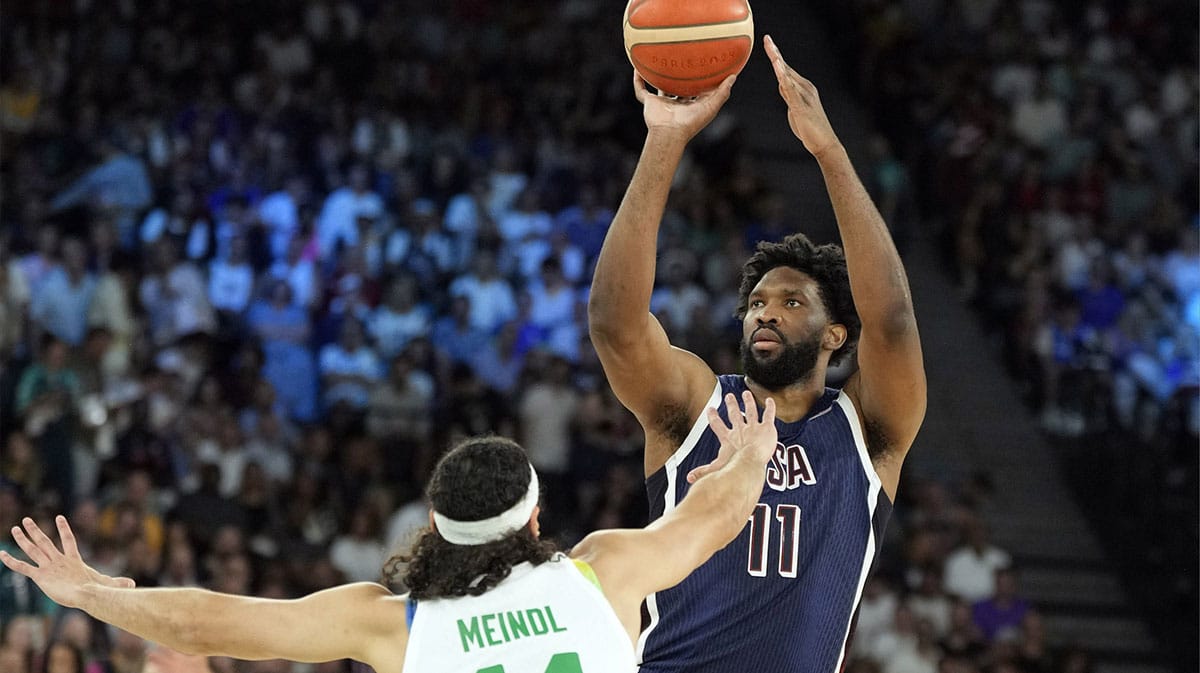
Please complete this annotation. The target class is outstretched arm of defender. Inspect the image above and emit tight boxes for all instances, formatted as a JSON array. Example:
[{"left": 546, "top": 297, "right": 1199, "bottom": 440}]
[
  {"left": 765, "top": 35, "right": 926, "bottom": 495},
  {"left": 574, "top": 391, "right": 777, "bottom": 619},
  {"left": 0, "top": 517, "right": 404, "bottom": 666},
  {"left": 587, "top": 73, "right": 732, "bottom": 451}
]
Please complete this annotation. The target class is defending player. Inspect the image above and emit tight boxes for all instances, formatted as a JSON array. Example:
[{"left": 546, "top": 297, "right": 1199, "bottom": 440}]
[
  {"left": 587, "top": 35, "right": 927, "bottom": 672},
  {"left": 1, "top": 391, "right": 777, "bottom": 673}
]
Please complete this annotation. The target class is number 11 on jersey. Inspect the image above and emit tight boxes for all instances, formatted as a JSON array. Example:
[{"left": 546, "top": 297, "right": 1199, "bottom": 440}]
[{"left": 746, "top": 503, "right": 801, "bottom": 578}]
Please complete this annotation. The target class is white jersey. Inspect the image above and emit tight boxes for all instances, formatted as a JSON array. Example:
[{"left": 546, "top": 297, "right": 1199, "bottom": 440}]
[{"left": 403, "top": 554, "right": 635, "bottom": 673}]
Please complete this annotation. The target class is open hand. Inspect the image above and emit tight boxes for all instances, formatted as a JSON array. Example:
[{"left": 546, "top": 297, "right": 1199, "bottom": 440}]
[
  {"left": 633, "top": 70, "right": 736, "bottom": 142},
  {"left": 0, "top": 515, "right": 135, "bottom": 609},
  {"left": 686, "top": 390, "right": 778, "bottom": 483},
  {"left": 763, "top": 35, "right": 840, "bottom": 159}
]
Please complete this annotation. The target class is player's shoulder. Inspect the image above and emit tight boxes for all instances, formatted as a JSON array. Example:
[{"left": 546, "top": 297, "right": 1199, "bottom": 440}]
[{"left": 715, "top": 373, "right": 747, "bottom": 392}]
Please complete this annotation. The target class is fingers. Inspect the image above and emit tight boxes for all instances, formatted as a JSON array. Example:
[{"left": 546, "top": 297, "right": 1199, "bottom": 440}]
[
  {"left": 725, "top": 392, "right": 746, "bottom": 428},
  {"left": 763, "top": 35, "right": 818, "bottom": 99},
  {"left": 115, "top": 577, "right": 137, "bottom": 588},
  {"left": 0, "top": 549, "right": 36, "bottom": 576},
  {"left": 764, "top": 35, "right": 788, "bottom": 80},
  {"left": 686, "top": 465, "right": 712, "bottom": 484},
  {"left": 705, "top": 403, "right": 730, "bottom": 442},
  {"left": 708, "top": 74, "right": 737, "bottom": 104},
  {"left": 760, "top": 397, "right": 777, "bottom": 427},
  {"left": 11, "top": 521, "right": 49, "bottom": 565},
  {"left": 24, "top": 516, "right": 59, "bottom": 552},
  {"left": 56, "top": 516, "right": 80, "bottom": 559},
  {"left": 632, "top": 69, "right": 647, "bottom": 103}
]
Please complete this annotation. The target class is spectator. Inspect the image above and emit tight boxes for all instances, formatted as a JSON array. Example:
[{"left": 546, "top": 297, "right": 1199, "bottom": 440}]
[
  {"left": 18, "top": 225, "right": 60, "bottom": 300},
  {"left": 448, "top": 251, "right": 517, "bottom": 334},
  {"left": 1011, "top": 75, "right": 1068, "bottom": 149},
  {"left": 431, "top": 296, "right": 490, "bottom": 366},
  {"left": 556, "top": 182, "right": 613, "bottom": 263},
  {"left": 442, "top": 173, "right": 494, "bottom": 270},
  {"left": 15, "top": 336, "right": 80, "bottom": 506},
  {"left": 97, "top": 470, "right": 164, "bottom": 558},
  {"left": 971, "top": 567, "right": 1032, "bottom": 642},
  {"left": 30, "top": 237, "right": 95, "bottom": 347},
  {"left": 138, "top": 241, "right": 215, "bottom": 347},
  {"left": 208, "top": 235, "right": 255, "bottom": 320},
  {"left": 365, "top": 353, "right": 434, "bottom": 448},
  {"left": 853, "top": 576, "right": 901, "bottom": 660},
  {"left": 471, "top": 321, "right": 525, "bottom": 396},
  {"left": 258, "top": 177, "right": 309, "bottom": 261},
  {"left": 501, "top": 189, "right": 555, "bottom": 282},
  {"left": 246, "top": 281, "right": 318, "bottom": 422},
  {"left": 650, "top": 249, "right": 708, "bottom": 333},
  {"left": 316, "top": 165, "right": 383, "bottom": 258},
  {"left": 49, "top": 133, "right": 152, "bottom": 245},
  {"left": 526, "top": 258, "right": 576, "bottom": 331},
  {"left": 266, "top": 235, "right": 322, "bottom": 311},
  {"left": 907, "top": 566, "right": 953, "bottom": 639},
  {"left": 944, "top": 517, "right": 1012, "bottom": 603},
  {"left": 367, "top": 275, "right": 430, "bottom": 360},
  {"left": 328, "top": 502, "right": 387, "bottom": 583},
  {"left": 0, "top": 232, "right": 31, "bottom": 359},
  {"left": 317, "top": 318, "right": 382, "bottom": 411},
  {"left": 517, "top": 355, "right": 579, "bottom": 533}
]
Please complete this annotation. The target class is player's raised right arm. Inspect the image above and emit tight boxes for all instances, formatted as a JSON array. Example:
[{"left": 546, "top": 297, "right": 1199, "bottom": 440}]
[{"left": 587, "top": 72, "right": 734, "bottom": 440}]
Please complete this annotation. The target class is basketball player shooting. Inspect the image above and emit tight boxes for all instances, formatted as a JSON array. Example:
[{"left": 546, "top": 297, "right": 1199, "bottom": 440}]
[
  {"left": 588, "top": 35, "right": 927, "bottom": 673},
  {"left": 1, "top": 392, "right": 778, "bottom": 673}
]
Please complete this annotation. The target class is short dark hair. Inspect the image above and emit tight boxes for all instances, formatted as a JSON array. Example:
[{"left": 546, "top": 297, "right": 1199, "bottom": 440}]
[
  {"left": 385, "top": 436, "right": 555, "bottom": 599},
  {"left": 735, "top": 233, "right": 861, "bottom": 366}
]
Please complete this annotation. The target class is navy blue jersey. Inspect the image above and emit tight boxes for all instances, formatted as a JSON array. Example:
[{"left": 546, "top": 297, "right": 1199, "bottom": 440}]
[{"left": 638, "top": 375, "right": 892, "bottom": 673}]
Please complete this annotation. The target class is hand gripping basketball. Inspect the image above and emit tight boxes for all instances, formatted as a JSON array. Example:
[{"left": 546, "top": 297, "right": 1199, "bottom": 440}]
[{"left": 633, "top": 69, "right": 736, "bottom": 142}]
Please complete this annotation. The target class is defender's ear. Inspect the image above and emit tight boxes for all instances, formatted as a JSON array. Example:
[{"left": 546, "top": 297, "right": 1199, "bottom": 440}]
[{"left": 529, "top": 505, "right": 542, "bottom": 538}]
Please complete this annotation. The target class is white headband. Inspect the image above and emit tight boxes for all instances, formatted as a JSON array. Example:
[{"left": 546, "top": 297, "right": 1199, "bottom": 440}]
[{"left": 433, "top": 466, "right": 540, "bottom": 545}]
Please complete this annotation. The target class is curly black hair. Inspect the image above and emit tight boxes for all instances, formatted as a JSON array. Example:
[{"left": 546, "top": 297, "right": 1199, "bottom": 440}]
[
  {"left": 734, "top": 233, "right": 861, "bottom": 367},
  {"left": 384, "top": 436, "right": 557, "bottom": 599}
]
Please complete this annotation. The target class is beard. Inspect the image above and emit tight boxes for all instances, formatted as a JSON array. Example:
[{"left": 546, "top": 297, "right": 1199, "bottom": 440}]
[{"left": 740, "top": 326, "right": 822, "bottom": 391}]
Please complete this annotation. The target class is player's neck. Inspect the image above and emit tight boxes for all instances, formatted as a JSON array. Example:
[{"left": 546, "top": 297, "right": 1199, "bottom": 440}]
[{"left": 743, "top": 376, "right": 826, "bottom": 424}]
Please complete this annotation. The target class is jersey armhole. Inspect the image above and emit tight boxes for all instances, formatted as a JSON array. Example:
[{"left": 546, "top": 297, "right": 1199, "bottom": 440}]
[
  {"left": 405, "top": 596, "right": 417, "bottom": 629},
  {"left": 572, "top": 558, "right": 602, "bottom": 591}
]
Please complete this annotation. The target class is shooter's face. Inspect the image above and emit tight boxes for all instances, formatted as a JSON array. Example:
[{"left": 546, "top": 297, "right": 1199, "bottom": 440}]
[{"left": 740, "top": 267, "right": 830, "bottom": 390}]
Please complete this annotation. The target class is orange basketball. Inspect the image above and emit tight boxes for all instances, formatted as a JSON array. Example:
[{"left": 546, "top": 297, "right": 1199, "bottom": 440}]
[{"left": 623, "top": 0, "right": 754, "bottom": 98}]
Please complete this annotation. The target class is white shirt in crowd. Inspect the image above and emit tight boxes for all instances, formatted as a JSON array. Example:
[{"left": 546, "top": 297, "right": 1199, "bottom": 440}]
[
  {"left": 316, "top": 187, "right": 383, "bottom": 255},
  {"left": 518, "top": 382, "right": 578, "bottom": 475},
  {"left": 208, "top": 259, "right": 254, "bottom": 313},
  {"left": 328, "top": 535, "right": 388, "bottom": 583},
  {"left": 258, "top": 189, "right": 300, "bottom": 259},
  {"left": 367, "top": 305, "right": 431, "bottom": 359},
  {"left": 268, "top": 257, "right": 320, "bottom": 309},
  {"left": 943, "top": 544, "right": 1012, "bottom": 603},
  {"left": 449, "top": 275, "right": 517, "bottom": 333},
  {"left": 318, "top": 343, "right": 383, "bottom": 407}
]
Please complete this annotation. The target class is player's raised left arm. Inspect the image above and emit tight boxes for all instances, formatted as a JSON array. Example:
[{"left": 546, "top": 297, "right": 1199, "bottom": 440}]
[
  {"left": 0, "top": 516, "right": 405, "bottom": 667},
  {"left": 765, "top": 35, "right": 926, "bottom": 496}
]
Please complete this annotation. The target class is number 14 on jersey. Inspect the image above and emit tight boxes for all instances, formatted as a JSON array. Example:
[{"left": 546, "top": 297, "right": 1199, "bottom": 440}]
[{"left": 746, "top": 503, "right": 801, "bottom": 578}]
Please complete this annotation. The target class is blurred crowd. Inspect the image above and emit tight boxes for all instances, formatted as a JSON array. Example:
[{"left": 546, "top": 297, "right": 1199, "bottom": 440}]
[
  {"left": 850, "top": 0, "right": 1200, "bottom": 441},
  {"left": 0, "top": 1, "right": 769, "bottom": 672},
  {"left": 1, "top": 1, "right": 1190, "bottom": 673},
  {"left": 835, "top": 0, "right": 1199, "bottom": 670}
]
